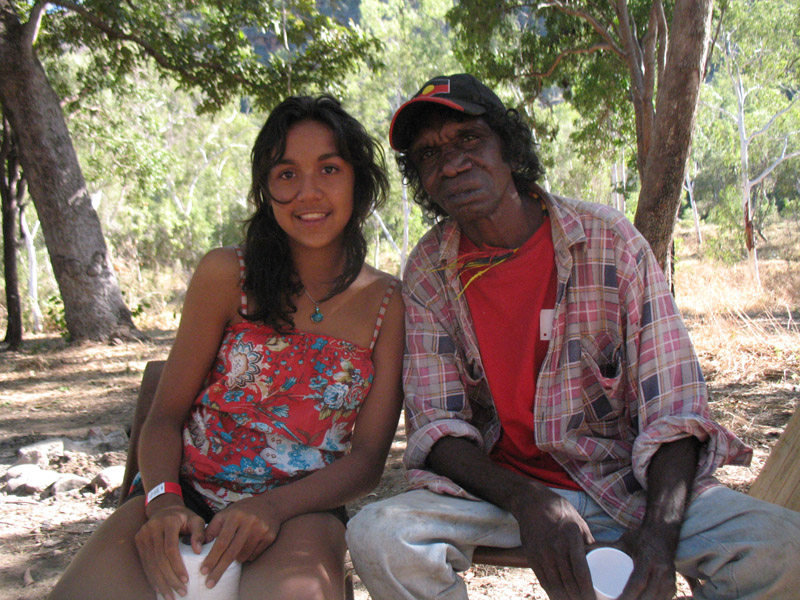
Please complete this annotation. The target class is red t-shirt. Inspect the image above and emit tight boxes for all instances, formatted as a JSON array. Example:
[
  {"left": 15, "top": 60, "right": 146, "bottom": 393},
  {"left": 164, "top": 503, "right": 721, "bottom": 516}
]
[{"left": 459, "top": 219, "right": 580, "bottom": 490}]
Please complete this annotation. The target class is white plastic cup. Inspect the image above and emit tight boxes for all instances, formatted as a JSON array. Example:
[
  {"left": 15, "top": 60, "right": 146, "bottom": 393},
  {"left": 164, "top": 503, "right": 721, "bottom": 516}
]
[
  {"left": 156, "top": 539, "right": 241, "bottom": 600},
  {"left": 586, "top": 547, "right": 634, "bottom": 600}
]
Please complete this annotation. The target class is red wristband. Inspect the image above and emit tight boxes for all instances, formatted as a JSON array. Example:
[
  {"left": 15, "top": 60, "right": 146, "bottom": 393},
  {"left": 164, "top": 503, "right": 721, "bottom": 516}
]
[{"left": 145, "top": 481, "right": 183, "bottom": 505}]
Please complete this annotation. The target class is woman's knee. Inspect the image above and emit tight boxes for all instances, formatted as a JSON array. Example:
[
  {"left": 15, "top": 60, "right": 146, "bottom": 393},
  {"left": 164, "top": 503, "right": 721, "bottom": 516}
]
[
  {"left": 248, "top": 573, "right": 341, "bottom": 600},
  {"left": 49, "top": 499, "right": 151, "bottom": 600},
  {"left": 240, "top": 556, "right": 345, "bottom": 600},
  {"left": 240, "top": 512, "right": 346, "bottom": 600}
]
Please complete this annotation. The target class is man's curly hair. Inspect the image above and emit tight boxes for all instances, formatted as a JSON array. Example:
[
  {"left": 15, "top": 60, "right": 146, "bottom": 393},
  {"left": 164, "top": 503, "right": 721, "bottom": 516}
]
[{"left": 395, "top": 104, "right": 545, "bottom": 218}]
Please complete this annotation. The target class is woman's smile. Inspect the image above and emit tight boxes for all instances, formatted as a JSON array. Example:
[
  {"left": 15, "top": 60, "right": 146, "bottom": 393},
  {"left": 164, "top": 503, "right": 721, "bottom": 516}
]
[{"left": 268, "top": 119, "right": 355, "bottom": 251}]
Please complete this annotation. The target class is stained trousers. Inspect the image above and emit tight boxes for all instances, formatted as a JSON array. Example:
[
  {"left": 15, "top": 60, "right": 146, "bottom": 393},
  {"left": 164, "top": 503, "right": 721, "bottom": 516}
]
[{"left": 346, "top": 486, "right": 800, "bottom": 599}]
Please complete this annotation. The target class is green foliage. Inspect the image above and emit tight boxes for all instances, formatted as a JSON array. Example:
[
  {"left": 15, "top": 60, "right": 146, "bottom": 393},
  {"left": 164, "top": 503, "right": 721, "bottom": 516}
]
[
  {"left": 341, "top": 0, "right": 462, "bottom": 139},
  {"left": 538, "top": 102, "right": 638, "bottom": 209},
  {"left": 121, "top": 290, "right": 150, "bottom": 319},
  {"left": 777, "top": 196, "right": 800, "bottom": 221},
  {"left": 690, "top": 0, "right": 799, "bottom": 255},
  {"left": 55, "top": 59, "right": 171, "bottom": 201},
  {"left": 689, "top": 86, "right": 739, "bottom": 221},
  {"left": 42, "top": 294, "right": 69, "bottom": 337},
  {"left": 53, "top": 57, "right": 255, "bottom": 271},
  {"left": 338, "top": 0, "right": 464, "bottom": 268},
  {"left": 3, "top": 0, "right": 387, "bottom": 337},
  {"left": 35, "top": 0, "right": 381, "bottom": 113},
  {"left": 447, "top": 0, "right": 644, "bottom": 165},
  {"left": 9, "top": 0, "right": 799, "bottom": 335},
  {"left": 705, "top": 187, "right": 748, "bottom": 263}
]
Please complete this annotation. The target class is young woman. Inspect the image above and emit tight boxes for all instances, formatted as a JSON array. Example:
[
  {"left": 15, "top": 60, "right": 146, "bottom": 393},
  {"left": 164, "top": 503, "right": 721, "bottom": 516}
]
[{"left": 50, "top": 96, "right": 404, "bottom": 600}]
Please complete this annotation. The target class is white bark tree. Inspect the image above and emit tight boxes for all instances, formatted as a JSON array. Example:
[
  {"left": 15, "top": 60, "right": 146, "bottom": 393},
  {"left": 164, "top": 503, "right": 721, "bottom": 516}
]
[
  {"left": 20, "top": 204, "right": 43, "bottom": 333},
  {"left": 706, "top": 0, "right": 800, "bottom": 283},
  {"left": 683, "top": 166, "right": 703, "bottom": 246}
]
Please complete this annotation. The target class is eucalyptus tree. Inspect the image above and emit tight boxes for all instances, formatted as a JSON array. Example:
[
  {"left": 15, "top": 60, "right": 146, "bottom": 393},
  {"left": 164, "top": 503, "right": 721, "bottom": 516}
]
[
  {"left": 448, "top": 0, "right": 716, "bottom": 270},
  {"left": 63, "top": 65, "right": 254, "bottom": 273},
  {"left": 702, "top": 0, "right": 799, "bottom": 279},
  {"left": 684, "top": 85, "right": 738, "bottom": 252},
  {"left": 0, "top": 0, "right": 378, "bottom": 341}
]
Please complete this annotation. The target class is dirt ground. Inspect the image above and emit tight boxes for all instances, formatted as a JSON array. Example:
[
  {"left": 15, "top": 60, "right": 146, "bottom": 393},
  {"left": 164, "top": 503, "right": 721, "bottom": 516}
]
[{"left": 0, "top": 322, "right": 796, "bottom": 599}]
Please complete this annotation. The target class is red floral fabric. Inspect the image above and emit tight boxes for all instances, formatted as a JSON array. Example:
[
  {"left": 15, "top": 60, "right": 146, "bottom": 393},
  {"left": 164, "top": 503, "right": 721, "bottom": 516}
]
[{"left": 181, "top": 322, "right": 376, "bottom": 511}]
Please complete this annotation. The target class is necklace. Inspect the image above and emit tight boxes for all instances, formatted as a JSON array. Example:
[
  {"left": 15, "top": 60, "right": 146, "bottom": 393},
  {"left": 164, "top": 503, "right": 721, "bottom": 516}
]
[{"left": 304, "top": 289, "right": 324, "bottom": 323}]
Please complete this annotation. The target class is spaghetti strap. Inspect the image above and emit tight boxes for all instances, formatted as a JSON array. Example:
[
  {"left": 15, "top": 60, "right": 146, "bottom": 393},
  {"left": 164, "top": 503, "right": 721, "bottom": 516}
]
[
  {"left": 233, "top": 245, "right": 248, "bottom": 316},
  {"left": 369, "top": 279, "right": 399, "bottom": 352}
]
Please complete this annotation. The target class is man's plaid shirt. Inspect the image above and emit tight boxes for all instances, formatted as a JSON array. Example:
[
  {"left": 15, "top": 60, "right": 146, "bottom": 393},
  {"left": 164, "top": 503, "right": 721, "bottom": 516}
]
[{"left": 401, "top": 186, "right": 752, "bottom": 527}]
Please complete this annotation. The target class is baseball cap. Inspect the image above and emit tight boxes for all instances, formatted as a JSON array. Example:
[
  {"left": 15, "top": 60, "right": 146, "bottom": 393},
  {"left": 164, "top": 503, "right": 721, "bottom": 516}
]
[{"left": 389, "top": 74, "right": 507, "bottom": 151}]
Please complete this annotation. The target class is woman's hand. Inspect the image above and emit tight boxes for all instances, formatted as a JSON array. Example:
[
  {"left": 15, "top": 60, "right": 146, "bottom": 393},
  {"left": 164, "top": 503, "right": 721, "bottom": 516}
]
[
  {"left": 200, "top": 496, "right": 282, "bottom": 587},
  {"left": 134, "top": 502, "right": 206, "bottom": 600}
]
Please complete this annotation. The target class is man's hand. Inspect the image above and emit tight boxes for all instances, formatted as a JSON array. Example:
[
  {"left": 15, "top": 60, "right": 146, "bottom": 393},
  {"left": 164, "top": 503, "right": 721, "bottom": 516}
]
[
  {"left": 613, "top": 529, "right": 677, "bottom": 600},
  {"left": 615, "top": 436, "right": 701, "bottom": 600},
  {"left": 428, "top": 437, "right": 598, "bottom": 600},
  {"left": 199, "top": 496, "right": 282, "bottom": 588},
  {"left": 135, "top": 502, "right": 206, "bottom": 600},
  {"left": 513, "top": 486, "right": 597, "bottom": 600}
]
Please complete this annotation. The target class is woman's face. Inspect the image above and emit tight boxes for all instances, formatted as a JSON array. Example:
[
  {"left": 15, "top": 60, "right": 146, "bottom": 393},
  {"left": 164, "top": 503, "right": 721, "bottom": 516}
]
[{"left": 267, "top": 119, "right": 355, "bottom": 252}]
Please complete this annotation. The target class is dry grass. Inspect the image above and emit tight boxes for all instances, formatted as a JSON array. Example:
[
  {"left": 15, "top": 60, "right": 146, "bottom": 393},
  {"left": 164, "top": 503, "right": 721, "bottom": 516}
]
[
  {"left": 675, "top": 222, "right": 800, "bottom": 387},
  {"left": 670, "top": 222, "right": 800, "bottom": 499}
]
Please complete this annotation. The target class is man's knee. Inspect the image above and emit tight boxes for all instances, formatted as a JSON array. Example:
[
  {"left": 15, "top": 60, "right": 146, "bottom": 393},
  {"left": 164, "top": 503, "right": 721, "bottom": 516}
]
[
  {"left": 680, "top": 488, "right": 800, "bottom": 598},
  {"left": 347, "top": 498, "right": 407, "bottom": 555}
]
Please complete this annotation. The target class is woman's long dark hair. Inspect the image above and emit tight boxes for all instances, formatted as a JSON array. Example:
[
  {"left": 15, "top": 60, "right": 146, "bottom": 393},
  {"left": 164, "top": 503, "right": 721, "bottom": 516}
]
[{"left": 244, "top": 95, "right": 388, "bottom": 332}]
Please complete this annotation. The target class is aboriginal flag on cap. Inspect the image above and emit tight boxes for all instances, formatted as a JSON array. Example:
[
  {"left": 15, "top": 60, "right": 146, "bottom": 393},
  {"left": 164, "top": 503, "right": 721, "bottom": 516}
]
[
  {"left": 419, "top": 80, "right": 451, "bottom": 97},
  {"left": 389, "top": 74, "right": 506, "bottom": 151}
]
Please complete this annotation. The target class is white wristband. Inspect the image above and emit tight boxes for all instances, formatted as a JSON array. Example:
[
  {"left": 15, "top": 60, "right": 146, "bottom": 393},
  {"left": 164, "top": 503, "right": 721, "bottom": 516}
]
[{"left": 145, "top": 481, "right": 183, "bottom": 505}]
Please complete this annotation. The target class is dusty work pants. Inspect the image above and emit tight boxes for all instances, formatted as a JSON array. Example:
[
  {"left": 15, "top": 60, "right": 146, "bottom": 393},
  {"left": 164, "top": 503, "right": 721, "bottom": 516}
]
[{"left": 346, "top": 486, "right": 800, "bottom": 600}]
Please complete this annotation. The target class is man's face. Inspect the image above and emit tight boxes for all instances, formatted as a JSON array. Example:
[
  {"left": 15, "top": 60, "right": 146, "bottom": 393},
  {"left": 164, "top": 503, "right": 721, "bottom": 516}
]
[{"left": 408, "top": 115, "right": 516, "bottom": 225}]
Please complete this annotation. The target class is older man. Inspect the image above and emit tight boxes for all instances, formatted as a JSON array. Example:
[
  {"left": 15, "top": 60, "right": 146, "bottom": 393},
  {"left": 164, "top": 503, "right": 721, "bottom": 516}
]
[{"left": 346, "top": 74, "right": 800, "bottom": 600}]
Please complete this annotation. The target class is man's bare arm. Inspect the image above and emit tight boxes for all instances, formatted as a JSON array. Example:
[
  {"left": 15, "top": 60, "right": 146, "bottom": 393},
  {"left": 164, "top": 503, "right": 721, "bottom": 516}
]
[{"left": 618, "top": 436, "right": 700, "bottom": 600}]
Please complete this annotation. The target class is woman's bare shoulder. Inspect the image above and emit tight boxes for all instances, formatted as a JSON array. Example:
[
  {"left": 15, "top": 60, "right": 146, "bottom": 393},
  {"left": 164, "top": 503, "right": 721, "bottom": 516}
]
[
  {"left": 184, "top": 247, "right": 244, "bottom": 322},
  {"left": 189, "top": 246, "right": 242, "bottom": 288},
  {"left": 358, "top": 263, "right": 400, "bottom": 290},
  {"left": 198, "top": 246, "right": 241, "bottom": 272},
  {"left": 357, "top": 264, "right": 404, "bottom": 319}
]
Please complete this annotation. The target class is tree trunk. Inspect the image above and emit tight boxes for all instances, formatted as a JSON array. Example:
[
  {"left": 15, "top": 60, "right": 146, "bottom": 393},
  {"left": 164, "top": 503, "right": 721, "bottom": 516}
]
[
  {"left": 634, "top": 0, "right": 713, "bottom": 270},
  {"left": 1, "top": 185, "right": 22, "bottom": 349},
  {"left": 0, "top": 3, "right": 138, "bottom": 341},
  {"left": 1, "top": 116, "right": 22, "bottom": 349}
]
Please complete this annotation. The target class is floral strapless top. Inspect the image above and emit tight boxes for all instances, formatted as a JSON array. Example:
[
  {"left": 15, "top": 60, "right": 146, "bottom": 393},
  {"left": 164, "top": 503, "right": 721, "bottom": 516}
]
[{"left": 180, "top": 249, "right": 398, "bottom": 511}]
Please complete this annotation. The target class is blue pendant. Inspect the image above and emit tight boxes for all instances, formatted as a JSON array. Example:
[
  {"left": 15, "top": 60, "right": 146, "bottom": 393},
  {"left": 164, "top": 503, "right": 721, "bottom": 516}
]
[{"left": 310, "top": 307, "right": 324, "bottom": 323}]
